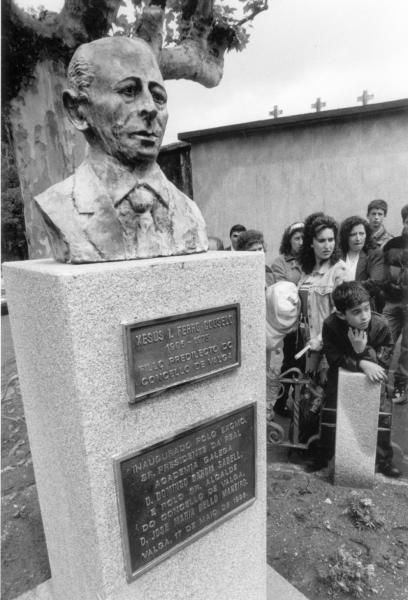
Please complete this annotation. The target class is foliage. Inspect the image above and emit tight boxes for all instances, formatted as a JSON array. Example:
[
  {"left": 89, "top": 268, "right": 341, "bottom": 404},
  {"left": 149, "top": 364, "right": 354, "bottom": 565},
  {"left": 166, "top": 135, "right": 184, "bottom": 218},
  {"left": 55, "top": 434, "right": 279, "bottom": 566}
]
[
  {"left": 319, "top": 545, "right": 376, "bottom": 598},
  {"left": 24, "top": 4, "right": 48, "bottom": 20},
  {"left": 113, "top": 0, "right": 267, "bottom": 52}
]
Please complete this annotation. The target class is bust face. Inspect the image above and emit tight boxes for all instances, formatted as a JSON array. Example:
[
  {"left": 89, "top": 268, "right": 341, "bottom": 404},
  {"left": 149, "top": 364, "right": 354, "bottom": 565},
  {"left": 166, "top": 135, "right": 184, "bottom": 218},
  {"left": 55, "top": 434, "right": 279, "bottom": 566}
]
[{"left": 81, "top": 39, "right": 168, "bottom": 166}]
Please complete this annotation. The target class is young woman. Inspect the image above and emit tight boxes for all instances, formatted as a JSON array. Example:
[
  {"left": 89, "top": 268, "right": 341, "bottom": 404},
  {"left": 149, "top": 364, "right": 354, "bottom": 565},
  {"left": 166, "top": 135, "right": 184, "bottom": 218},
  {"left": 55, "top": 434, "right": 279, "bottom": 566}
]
[
  {"left": 292, "top": 214, "right": 350, "bottom": 443},
  {"left": 297, "top": 214, "right": 350, "bottom": 379},
  {"left": 339, "top": 215, "right": 384, "bottom": 310},
  {"left": 271, "top": 221, "right": 304, "bottom": 285}
]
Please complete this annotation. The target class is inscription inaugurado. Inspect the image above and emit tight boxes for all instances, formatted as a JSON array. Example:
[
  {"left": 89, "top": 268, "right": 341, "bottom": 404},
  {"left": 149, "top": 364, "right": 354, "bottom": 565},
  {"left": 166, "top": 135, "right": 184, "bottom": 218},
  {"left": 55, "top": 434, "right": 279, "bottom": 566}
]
[
  {"left": 123, "top": 305, "right": 240, "bottom": 402},
  {"left": 115, "top": 404, "right": 255, "bottom": 581}
]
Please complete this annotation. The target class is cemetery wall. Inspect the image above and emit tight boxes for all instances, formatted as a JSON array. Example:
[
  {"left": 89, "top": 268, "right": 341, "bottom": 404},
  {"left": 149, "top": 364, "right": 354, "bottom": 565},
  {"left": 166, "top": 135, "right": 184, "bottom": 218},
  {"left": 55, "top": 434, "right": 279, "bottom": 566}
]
[{"left": 177, "top": 99, "right": 408, "bottom": 263}]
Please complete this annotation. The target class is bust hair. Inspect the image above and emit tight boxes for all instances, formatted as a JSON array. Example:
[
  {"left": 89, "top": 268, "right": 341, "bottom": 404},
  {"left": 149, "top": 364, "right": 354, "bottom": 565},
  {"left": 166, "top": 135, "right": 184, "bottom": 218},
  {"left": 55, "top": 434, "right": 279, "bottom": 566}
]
[
  {"left": 67, "top": 46, "right": 96, "bottom": 97},
  {"left": 339, "top": 216, "right": 372, "bottom": 255},
  {"left": 279, "top": 222, "right": 304, "bottom": 256},
  {"left": 299, "top": 214, "right": 339, "bottom": 274},
  {"left": 367, "top": 199, "right": 388, "bottom": 216},
  {"left": 332, "top": 281, "right": 370, "bottom": 313},
  {"left": 401, "top": 204, "right": 408, "bottom": 221}
]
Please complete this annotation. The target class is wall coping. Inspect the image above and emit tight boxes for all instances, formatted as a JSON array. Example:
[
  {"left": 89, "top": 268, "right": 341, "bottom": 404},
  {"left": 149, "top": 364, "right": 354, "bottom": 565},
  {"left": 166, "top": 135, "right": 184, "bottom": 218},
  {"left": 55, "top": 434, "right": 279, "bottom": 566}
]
[
  {"left": 160, "top": 141, "right": 191, "bottom": 154},
  {"left": 178, "top": 99, "right": 408, "bottom": 143}
]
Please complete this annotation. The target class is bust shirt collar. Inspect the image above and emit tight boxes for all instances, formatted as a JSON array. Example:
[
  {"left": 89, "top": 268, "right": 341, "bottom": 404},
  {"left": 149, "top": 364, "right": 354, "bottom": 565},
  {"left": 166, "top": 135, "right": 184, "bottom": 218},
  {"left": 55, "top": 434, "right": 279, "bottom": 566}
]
[{"left": 74, "top": 151, "right": 167, "bottom": 213}]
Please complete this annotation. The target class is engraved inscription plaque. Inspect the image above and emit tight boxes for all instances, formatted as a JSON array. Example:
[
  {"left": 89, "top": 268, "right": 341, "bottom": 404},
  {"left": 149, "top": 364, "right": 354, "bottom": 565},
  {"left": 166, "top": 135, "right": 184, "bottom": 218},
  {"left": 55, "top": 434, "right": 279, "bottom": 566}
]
[
  {"left": 123, "top": 304, "right": 240, "bottom": 402},
  {"left": 114, "top": 404, "right": 256, "bottom": 581}
]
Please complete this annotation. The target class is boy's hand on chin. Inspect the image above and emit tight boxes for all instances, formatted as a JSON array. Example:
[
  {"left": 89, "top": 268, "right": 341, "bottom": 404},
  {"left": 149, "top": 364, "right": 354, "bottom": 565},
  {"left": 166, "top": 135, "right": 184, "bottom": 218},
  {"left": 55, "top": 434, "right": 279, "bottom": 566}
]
[
  {"left": 359, "top": 360, "right": 387, "bottom": 383},
  {"left": 348, "top": 327, "right": 367, "bottom": 354}
]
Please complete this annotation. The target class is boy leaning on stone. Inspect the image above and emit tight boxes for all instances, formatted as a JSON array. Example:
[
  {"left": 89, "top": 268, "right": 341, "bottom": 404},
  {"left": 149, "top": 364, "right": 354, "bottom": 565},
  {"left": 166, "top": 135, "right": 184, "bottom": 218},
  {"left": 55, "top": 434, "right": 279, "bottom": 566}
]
[{"left": 321, "top": 281, "right": 400, "bottom": 477}]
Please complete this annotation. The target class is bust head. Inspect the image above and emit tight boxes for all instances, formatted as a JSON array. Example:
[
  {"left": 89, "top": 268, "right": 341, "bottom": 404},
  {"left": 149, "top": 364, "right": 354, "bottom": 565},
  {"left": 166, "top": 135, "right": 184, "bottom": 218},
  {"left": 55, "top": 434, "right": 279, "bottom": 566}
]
[{"left": 63, "top": 37, "right": 168, "bottom": 168}]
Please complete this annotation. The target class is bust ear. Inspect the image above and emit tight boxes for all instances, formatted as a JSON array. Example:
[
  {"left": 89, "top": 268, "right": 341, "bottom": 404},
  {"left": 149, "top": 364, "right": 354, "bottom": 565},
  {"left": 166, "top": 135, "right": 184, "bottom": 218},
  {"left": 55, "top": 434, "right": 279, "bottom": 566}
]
[{"left": 63, "top": 90, "right": 89, "bottom": 131}]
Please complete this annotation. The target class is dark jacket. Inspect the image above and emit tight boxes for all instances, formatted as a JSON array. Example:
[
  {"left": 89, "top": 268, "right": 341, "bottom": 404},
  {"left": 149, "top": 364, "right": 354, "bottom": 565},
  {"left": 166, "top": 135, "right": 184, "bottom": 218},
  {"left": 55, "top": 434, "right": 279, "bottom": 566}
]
[
  {"left": 322, "top": 312, "right": 393, "bottom": 407},
  {"left": 382, "top": 230, "right": 408, "bottom": 303},
  {"left": 342, "top": 248, "right": 385, "bottom": 307},
  {"left": 354, "top": 248, "right": 384, "bottom": 287}
]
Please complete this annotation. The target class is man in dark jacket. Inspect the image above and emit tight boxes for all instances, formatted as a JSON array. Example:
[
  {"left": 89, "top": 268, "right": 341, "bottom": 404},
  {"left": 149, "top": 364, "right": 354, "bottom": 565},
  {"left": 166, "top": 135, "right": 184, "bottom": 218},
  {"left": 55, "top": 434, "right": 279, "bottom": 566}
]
[{"left": 382, "top": 205, "right": 408, "bottom": 403}]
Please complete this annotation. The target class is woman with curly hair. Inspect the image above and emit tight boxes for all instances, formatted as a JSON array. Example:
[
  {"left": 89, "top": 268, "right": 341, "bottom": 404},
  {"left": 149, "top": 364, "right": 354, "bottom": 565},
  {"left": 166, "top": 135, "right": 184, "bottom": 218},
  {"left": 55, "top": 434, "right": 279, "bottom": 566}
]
[
  {"left": 291, "top": 214, "right": 350, "bottom": 442},
  {"left": 339, "top": 215, "right": 385, "bottom": 310},
  {"left": 298, "top": 213, "right": 350, "bottom": 377}
]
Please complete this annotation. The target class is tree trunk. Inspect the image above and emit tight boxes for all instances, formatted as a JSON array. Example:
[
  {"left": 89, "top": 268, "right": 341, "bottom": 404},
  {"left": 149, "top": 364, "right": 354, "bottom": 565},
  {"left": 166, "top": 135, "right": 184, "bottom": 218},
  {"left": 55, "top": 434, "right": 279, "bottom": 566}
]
[{"left": 9, "top": 59, "right": 85, "bottom": 258}]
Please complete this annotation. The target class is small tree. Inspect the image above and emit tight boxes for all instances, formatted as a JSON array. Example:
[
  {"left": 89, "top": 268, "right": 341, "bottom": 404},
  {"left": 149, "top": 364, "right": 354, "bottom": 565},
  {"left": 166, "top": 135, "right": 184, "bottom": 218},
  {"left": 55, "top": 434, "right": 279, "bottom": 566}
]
[{"left": 3, "top": 0, "right": 268, "bottom": 258}]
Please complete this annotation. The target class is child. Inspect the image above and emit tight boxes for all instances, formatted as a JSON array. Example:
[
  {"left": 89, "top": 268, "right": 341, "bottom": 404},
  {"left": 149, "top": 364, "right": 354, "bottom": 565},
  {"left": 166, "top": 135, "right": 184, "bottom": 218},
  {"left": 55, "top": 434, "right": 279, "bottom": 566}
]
[{"left": 321, "top": 281, "right": 400, "bottom": 477}]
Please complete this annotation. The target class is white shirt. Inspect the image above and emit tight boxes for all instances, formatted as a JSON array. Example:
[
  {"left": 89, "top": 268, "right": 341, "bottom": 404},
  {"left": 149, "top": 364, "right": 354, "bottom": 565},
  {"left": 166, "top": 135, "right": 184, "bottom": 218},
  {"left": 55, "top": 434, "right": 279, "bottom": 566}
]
[{"left": 345, "top": 251, "right": 360, "bottom": 279}]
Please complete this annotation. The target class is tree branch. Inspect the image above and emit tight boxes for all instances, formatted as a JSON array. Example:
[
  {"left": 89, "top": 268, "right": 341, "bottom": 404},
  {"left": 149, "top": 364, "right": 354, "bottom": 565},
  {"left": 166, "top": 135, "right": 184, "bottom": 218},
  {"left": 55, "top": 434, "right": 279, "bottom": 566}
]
[
  {"left": 134, "top": 2, "right": 166, "bottom": 57},
  {"left": 58, "top": 0, "right": 123, "bottom": 47},
  {"left": 160, "top": 41, "right": 224, "bottom": 88},
  {"left": 236, "top": 0, "right": 269, "bottom": 27}
]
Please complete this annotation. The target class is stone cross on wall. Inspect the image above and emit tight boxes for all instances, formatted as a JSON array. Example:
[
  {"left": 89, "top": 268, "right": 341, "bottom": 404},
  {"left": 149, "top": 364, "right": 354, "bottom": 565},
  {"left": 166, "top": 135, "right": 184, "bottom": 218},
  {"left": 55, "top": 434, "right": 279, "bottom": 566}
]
[
  {"left": 311, "top": 97, "right": 326, "bottom": 112},
  {"left": 269, "top": 105, "right": 283, "bottom": 118},
  {"left": 357, "top": 90, "right": 374, "bottom": 105}
]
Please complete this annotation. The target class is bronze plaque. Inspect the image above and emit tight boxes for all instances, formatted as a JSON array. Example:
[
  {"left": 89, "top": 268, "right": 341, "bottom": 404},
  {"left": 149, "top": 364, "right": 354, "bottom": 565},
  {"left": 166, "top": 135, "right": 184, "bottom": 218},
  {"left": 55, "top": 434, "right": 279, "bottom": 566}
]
[
  {"left": 114, "top": 404, "right": 256, "bottom": 581},
  {"left": 123, "top": 304, "right": 240, "bottom": 402}
]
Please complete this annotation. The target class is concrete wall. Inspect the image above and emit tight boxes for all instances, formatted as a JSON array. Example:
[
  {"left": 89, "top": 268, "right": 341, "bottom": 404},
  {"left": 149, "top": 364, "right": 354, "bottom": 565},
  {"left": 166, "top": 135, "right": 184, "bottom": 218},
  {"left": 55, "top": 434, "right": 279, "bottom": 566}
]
[{"left": 179, "top": 100, "right": 408, "bottom": 263}]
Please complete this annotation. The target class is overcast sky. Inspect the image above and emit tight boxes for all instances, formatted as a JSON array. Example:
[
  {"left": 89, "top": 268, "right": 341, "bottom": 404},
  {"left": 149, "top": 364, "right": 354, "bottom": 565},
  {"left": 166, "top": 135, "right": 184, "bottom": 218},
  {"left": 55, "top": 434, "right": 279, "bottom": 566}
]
[{"left": 15, "top": 0, "right": 408, "bottom": 143}]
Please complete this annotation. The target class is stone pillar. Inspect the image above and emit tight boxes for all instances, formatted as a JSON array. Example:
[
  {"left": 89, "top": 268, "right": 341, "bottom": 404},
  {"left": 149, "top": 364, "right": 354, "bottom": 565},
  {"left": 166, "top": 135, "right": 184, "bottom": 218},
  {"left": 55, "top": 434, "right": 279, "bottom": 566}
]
[
  {"left": 4, "top": 252, "right": 267, "bottom": 600},
  {"left": 334, "top": 369, "right": 381, "bottom": 488}
]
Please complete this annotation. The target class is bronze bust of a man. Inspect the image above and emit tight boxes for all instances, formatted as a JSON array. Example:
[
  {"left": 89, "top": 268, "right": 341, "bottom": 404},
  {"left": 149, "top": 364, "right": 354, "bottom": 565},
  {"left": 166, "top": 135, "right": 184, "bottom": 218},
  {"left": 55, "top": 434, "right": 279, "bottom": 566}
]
[{"left": 35, "top": 36, "right": 208, "bottom": 263}]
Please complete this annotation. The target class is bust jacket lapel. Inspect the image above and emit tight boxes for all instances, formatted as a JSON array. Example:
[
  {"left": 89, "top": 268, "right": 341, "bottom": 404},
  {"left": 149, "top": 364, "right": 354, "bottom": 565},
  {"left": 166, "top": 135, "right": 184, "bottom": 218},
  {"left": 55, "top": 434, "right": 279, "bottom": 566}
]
[{"left": 74, "top": 162, "right": 127, "bottom": 260}]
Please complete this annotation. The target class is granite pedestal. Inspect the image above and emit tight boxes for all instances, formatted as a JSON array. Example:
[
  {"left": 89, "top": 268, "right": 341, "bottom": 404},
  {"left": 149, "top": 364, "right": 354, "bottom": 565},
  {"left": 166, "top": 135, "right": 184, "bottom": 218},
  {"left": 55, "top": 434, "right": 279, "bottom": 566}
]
[
  {"left": 334, "top": 369, "right": 381, "bottom": 488},
  {"left": 4, "top": 252, "right": 267, "bottom": 600}
]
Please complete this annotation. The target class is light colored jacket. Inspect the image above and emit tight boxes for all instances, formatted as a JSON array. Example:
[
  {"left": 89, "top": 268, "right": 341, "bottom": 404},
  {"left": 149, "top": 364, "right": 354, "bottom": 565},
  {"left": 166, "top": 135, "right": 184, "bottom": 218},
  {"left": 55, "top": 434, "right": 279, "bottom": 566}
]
[
  {"left": 270, "top": 254, "right": 303, "bottom": 285},
  {"left": 298, "top": 260, "right": 351, "bottom": 342}
]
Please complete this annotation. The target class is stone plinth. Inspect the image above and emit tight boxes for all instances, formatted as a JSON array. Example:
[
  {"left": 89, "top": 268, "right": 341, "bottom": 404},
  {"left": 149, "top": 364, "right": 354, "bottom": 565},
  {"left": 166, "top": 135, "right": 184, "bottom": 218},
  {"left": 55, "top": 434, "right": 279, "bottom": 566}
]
[
  {"left": 334, "top": 369, "right": 381, "bottom": 488},
  {"left": 4, "top": 252, "right": 266, "bottom": 600}
]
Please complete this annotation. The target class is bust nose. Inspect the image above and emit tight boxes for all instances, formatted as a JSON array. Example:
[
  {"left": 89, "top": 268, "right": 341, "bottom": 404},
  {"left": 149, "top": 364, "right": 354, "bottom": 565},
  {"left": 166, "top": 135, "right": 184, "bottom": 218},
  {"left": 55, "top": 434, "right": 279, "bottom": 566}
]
[{"left": 138, "top": 91, "right": 158, "bottom": 121}]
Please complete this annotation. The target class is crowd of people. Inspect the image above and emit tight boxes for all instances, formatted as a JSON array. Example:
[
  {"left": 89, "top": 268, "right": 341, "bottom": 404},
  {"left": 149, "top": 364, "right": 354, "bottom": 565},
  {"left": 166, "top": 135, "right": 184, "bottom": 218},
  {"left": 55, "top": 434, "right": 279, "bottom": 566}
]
[{"left": 215, "top": 199, "right": 407, "bottom": 478}]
